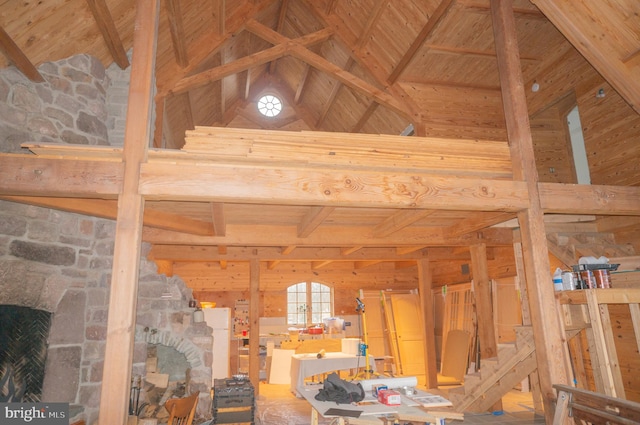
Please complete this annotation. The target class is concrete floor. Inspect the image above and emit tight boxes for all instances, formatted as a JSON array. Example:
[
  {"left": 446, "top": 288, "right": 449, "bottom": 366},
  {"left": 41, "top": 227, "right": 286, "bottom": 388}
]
[{"left": 254, "top": 382, "right": 546, "bottom": 425}]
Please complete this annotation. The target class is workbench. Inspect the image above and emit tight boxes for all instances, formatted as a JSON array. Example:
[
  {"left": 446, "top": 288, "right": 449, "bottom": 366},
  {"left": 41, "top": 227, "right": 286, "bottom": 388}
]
[{"left": 298, "top": 383, "right": 462, "bottom": 425}]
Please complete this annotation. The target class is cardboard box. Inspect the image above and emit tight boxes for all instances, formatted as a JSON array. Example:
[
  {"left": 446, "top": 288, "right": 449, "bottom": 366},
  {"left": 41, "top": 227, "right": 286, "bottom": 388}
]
[
  {"left": 377, "top": 389, "right": 401, "bottom": 406},
  {"left": 372, "top": 384, "right": 388, "bottom": 397}
]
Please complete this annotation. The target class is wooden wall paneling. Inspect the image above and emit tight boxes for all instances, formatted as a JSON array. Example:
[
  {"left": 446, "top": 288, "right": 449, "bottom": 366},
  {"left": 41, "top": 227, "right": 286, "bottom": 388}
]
[
  {"left": 358, "top": 290, "right": 389, "bottom": 359},
  {"left": 492, "top": 1, "right": 573, "bottom": 419},
  {"left": 530, "top": 104, "right": 577, "bottom": 184},
  {"left": 98, "top": 1, "right": 159, "bottom": 424},
  {"left": 491, "top": 277, "right": 522, "bottom": 343}
]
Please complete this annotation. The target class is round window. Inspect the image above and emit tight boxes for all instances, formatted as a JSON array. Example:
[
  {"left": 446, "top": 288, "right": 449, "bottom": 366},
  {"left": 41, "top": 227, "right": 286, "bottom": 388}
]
[{"left": 257, "top": 94, "right": 282, "bottom": 117}]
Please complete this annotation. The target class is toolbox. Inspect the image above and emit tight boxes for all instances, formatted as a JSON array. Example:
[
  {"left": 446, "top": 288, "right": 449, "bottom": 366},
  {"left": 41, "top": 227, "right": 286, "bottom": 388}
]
[{"left": 212, "top": 377, "right": 255, "bottom": 424}]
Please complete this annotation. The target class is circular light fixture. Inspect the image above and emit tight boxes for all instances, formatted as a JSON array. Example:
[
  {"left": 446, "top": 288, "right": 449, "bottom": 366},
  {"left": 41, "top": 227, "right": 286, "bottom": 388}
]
[{"left": 257, "top": 94, "right": 282, "bottom": 117}]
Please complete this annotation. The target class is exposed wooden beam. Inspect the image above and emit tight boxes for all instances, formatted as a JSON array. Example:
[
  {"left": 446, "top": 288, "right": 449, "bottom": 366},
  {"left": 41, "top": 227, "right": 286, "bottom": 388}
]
[
  {"left": 288, "top": 43, "right": 412, "bottom": 121},
  {"left": 372, "top": 209, "right": 435, "bottom": 238},
  {"left": 294, "top": 63, "right": 311, "bottom": 104},
  {"left": 312, "top": 260, "right": 333, "bottom": 269},
  {"left": 316, "top": 57, "right": 354, "bottom": 127},
  {"left": 165, "top": 0, "right": 189, "bottom": 67},
  {"left": 417, "top": 258, "right": 438, "bottom": 389},
  {"left": 156, "top": 0, "right": 275, "bottom": 96},
  {"left": 424, "top": 43, "right": 540, "bottom": 61},
  {"left": 351, "top": 103, "right": 378, "bottom": 132},
  {"left": 532, "top": 0, "right": 640, "bottom": 114},
  {"left": 98, "top": 0, "right": 159, "bottom": 423},
  {"left": 171, "top": 26, "right": 333, "bottom": 95},
  {"left": 140, "top": 161, "right": 530, "bottom": 211},
  {"left": 341, "top": 246, "right": 363, "bottom": 255},
  {"left": 0, "top": 26, "right": 44, "bottom": 82},
  {"left": 354, "top": 260, "right": 383, "bottom": 269},
  {"left": 268, "top": 0, "right": 289, "bottom": 74},
  {"left": 539, "top": 183, "right": 640, "bottom": 216},
  {"left": 304, "top": 1, "right": 422, "bottom": 122},
  {"left": 282, "top": 246, "right": 297, "bottom": 255},
  {"left": 143, "top": 225, "right": 514, "bottom": 248},
  {"left": 217, "top": 0, "right": 226, "bottom": 35},
  {"left": 0, "top": 155, "right": 123, "bottom": 197},
  {"left": 210, "top": 202, "right": 226, "bottom": 236},
  {"left": 298, "top": 206, "right": 335, "bottom": 238},
  {"left": 387, "top": 0, "right": 455, "bottom": 84},
  {"left": 444, "top": 211, "right": 516, "bottom": 237},
  {"left": 491, "top": 0, "right": 572, "bottom": 420},
  {"left": 85, "top": 0, "right": 129, "bottom": 69}
]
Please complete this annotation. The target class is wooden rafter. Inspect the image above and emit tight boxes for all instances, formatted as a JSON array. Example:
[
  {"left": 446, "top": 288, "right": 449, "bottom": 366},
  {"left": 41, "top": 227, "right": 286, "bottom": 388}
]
[
  {"left": 532, "top": 0, "right": 640, "bottom": 114},
  {"left": 387, "top": 0, "right": 455, "bottom": 84},
  {"left": 268, "top": 0, "right": 289, "bottom": 74},
  {"left": 0, "top": 26, "right": 44, "bottom": 82},
  {"left": 294, "top": 63, "right": 311, "bottom": 104},
  {"left": 316, "top": 57, "right": 354, "bottom": 127},
  {"left": 351, "top": 103, "right": 378, "bottom": 132},
  {"left": 165, "top": 0, "right": 189, "bottom": 67},
  {"left": 171, "top": 26, "right": 333, "bottom": 95},
  {"left": 304, "top": 1, "right": 421, "bottom": 121},
  {"left": 85, "top": 0, "right": 129, "bottom": 69}
]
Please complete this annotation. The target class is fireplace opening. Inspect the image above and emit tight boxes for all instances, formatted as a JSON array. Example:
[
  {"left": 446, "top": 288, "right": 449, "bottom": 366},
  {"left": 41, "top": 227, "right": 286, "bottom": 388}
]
[{"left": 0, "top": 305, "right": 52, "bottom": 402}]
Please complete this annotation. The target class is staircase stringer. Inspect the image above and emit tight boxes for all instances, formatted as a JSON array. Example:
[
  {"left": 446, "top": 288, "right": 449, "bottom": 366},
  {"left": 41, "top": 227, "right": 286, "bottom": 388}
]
[{"left": 450, "top": 327, "right": 537, "bottom": 412}]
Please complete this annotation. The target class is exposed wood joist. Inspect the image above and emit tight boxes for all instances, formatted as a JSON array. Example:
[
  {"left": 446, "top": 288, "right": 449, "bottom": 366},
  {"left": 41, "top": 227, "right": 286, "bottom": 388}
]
[
  {"left": 297, "top": 206, "right": 335, "bottom": 237},
  {"left": 85, "top": 0, "right": 129, "bottom": 69},
  {"left": 371, "top": 209, "right": 434, "bottom": 238},
  {"left": 444, "top": 211, "right": 516, "bottom": 238},
  {"left": 165, "top": 0, "right": 189, "bottom": 67},
  {"left": 0, "top": 26, "right": 44, "bottom": 82},
  {"left": 387, "top": 0, "right": 455, "bottom": 84}
]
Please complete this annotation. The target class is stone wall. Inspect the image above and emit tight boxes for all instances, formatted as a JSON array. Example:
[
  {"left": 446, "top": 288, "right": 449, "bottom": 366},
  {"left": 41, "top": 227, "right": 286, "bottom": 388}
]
[{"left": 0, "top": 56, "right": 211, "bottom": 423}]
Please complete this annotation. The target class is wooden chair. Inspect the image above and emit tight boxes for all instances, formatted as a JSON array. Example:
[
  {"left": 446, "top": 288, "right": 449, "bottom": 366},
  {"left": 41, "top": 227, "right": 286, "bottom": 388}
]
[
  {"left": 165, "top": 391, "right": 199, "bottom": 425},
  {"left": 437, "top": 329, "right": 471, "bottom": 386}
]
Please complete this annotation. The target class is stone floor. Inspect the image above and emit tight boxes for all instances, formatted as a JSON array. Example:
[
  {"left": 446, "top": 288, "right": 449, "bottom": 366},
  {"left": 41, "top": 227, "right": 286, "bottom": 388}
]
[{"left": 254, "top": 382, "right": 547, "bottom": 425}]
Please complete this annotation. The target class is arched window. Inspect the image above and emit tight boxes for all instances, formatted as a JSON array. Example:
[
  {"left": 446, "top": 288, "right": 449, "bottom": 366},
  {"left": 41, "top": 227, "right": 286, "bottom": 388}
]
[{"left": 287, "top": 281, "right": 333, "bottom": 325}]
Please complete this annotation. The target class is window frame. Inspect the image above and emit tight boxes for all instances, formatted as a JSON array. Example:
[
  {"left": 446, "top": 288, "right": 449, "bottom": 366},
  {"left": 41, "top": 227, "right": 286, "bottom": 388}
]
[{"left": 286, "top": 281, "right": 333, "bottom": 326}]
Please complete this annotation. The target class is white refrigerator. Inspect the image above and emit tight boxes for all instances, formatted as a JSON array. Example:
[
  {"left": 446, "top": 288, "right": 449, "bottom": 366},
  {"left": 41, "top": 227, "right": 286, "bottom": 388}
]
[{"left": 203, "top": 307, "right": 231, "bottom": 384}]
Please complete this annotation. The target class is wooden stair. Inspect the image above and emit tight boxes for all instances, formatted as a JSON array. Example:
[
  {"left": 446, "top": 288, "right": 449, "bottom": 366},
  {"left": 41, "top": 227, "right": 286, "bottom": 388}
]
[
  {"left": 445, "top": 326, "right": 537, "bottom": 413},
  {"left": 547, "top": 231, "right": 635, "bottom": 267}
]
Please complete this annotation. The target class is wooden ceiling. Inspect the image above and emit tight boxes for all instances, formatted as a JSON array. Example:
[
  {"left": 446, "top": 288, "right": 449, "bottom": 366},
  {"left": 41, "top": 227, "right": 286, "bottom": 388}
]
[{"left": 1, "top": 0, "right": 639, "bottom": 286}]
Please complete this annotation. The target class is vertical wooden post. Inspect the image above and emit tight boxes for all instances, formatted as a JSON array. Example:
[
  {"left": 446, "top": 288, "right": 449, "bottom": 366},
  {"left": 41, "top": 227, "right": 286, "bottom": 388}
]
[
  {"left": 470, "top": 243, "right": 498, "bottom": 359},
  {"left": 249, "top": 259, "right": 261, "bottom": 394},
  {"left": 490, "top": 0, "right": 572, "bottom": 420},
  {"left": 470, "top": 243, "right": 501, "bottom": 411},
  {"left": 417, "top": 258, "right": 438, "bottom": 389},
  {"left": 97, "top": 1, "right": 159, "bottom": 424}
]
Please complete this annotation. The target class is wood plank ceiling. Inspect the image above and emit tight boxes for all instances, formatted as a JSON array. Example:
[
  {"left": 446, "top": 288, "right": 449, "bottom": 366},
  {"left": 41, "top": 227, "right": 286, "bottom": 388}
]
[{"left": 1, "top": 0, "right": 639, "bottom": 288}]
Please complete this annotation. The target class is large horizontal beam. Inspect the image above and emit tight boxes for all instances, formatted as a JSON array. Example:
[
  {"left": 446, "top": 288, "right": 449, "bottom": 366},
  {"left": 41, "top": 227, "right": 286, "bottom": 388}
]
[
  {"left": 142, "top": 224, "right": 514, "bottom": 247},
  {"left": 139, "top": 162, "right": 530, "bottom": 211},
  {"left": 0, "top": 155, "right": 122, "bottom": 198},
  {"left": 149, "top": 244, "right": 496, "bottom": 262},
  {"left": 539, "top": 182, "right": 640, "bottom": 216}
]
